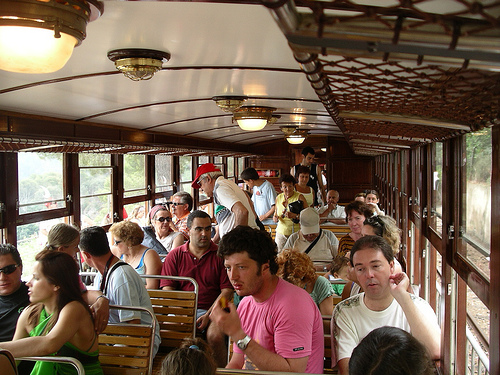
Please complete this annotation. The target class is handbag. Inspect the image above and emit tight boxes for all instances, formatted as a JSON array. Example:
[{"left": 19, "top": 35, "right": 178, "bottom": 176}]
[{"left": 288, "top": 200, "right": 303, "bottom": 224}]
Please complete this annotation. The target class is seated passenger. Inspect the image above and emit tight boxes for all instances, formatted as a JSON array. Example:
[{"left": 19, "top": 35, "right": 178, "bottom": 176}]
[
  {"left": 0, "top": 250, "right": 103, "bottom": 374},
  {"left": 319, "top": 189, "right": 346, "bottom": 225},
  {"left": 161, "top": 337, "right": 216, "bottom": 375},
  {"left": 277, "top": 249, "right": 335, "bottom": 315},
  {"left": 45, "top": 223, "right": 110, "bottom": 333},
  {"left": 365, "top": 189, "right": 385, "bottom": 216},
  {"left": 354, "top": 192, "right": 366, "bottom": 202},
  {"left": 160, "top": 210, "right": 233, "bottom": 367},
  {"left": 109, "top": 221, "right": 162, "bottom": 289},
  {"left": 294, "top": 165, "right": 315, "bottom": 208},
  {"left": 349, "top": 326, "right": 436, "bottom": 375},
  {"left": 210, "top": 226, "right": 324, "bottom": 373},
  {"left": 80, "top": 226, "right": 161, "bottom": 356},
  {"left": 171, "top": 191, "right": 193, "bottom": 240},
  {"left": 362, "top": 215, "right": 406, "bottom": 273},
  {"left": 142, "top": 205, "right": 184, "bottom": 255},
  {"left": 283, "top": 207, "right": 339, "bottom": 270},
  {"left": 273, "top": 173, "right": 308, "bottom": 251},
  {"left": 327, "top": 256, "right": 350, "bottom": 296},
  {"left": 240, "top": 167, "right": 277, "bottom": 225},
  {"left": 337, "top": 201, "right": 372, "bottom": 257},
  {"left": 128, "top": 205, "right": 146, "bottom": 227},
  {"left": 331, "top": 236, "right": 441, "bottom": 375}
]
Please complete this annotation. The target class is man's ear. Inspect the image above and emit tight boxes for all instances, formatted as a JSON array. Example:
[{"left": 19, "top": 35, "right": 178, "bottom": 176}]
[{"left": 389, "top": 260, "right": 395, "bottom": 274}]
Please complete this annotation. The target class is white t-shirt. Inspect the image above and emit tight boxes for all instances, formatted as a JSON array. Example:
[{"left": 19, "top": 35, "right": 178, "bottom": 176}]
[
  {"left": 213, "top": 176, "right": 258, "bottom": 238},
  {"left": 331, "top": 292, "right": 440, "bottom": 364},
  {"left": 318, "top": 204, "right": 346, "bottom": 222}
]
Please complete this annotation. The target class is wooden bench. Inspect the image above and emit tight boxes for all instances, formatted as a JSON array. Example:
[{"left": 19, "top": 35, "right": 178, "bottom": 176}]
[
  {"left": 98, "top": 305, "right": 156, "bottom": 375},
  {"left": 141, "top": 275, "right": 199, "bottom": 351}
]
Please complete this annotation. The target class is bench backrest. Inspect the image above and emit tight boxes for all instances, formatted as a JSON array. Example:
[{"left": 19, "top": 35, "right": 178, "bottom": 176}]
[
  {"left": 98, "top": 305, "right": 156, "bottom": 375},
  {"left": 143, "top": 275, "right": 199, "bottom": 352}
]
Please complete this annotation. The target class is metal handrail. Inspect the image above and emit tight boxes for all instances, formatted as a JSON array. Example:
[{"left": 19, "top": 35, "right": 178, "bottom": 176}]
[
  {"left": 17, "top": 356, "right": 85, "bottom": 375},
  {"left": 466, "top": 325, "right": 490, "bottom": 374}
]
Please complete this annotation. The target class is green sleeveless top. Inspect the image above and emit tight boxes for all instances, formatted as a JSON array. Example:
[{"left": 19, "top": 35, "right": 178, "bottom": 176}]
[{"left": 29, "top": 307, "right": 103, "bottom": 375}]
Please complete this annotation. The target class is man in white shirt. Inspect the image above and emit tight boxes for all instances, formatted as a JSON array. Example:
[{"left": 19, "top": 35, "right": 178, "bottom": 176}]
[
  {"left": 331, "top": 235, "right": 441, "bottom": 375},
  {"left": 283, "top": 207, "right": 339, "bottom": 270},
  {"left": 319, "top": 190, "right": 346, "bottom": 225},
  {"left": 192, "top": 163, "right": 259, "bottom": 242},
  {"left": 241, "top": 167, "right": 277, "bottom": 225}
]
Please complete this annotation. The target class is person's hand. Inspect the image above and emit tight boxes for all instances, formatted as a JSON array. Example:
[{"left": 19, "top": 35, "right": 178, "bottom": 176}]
[
  {"left": 91, "top": 296, "right": 109, "bottom": 333},
  {"left": 210, "top": 299, "right": 244, "bottom": 339},
  {"left": 196, "top": 312, "right": 210, "bottom": 331},
  {"left": 389, "top": 272, "right": 410, "bottom": 299},
  {"left": 273, "top": 215, "right": 278, "bottom": 223}
]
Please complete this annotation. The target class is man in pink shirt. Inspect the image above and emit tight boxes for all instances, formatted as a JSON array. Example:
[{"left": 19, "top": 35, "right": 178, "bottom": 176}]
[{"left": 210, "top": 226, "right": 324, "bottom": 373}]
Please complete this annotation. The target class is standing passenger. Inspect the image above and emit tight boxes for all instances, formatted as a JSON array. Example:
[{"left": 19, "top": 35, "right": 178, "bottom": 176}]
[
  {"left": 294, "top": 165, "right": 315, "bottom": 208},
  {"left": 210, "top": 226, "right": 324, "bottom": 373},
  {"left": 290, "top": 146, "right": 325, "bottom": 206},
  {"left": 192, "top": 163, "right": 259, "bottom": 242},
  {"left": 240, "top": 167, "right": 277, "bottom": 225},
  {"left": 142, "top": 205, "right": 184, "bottom": 255},
  {"left": 273, "top": 174, "right": 308, "bottom": 251}
]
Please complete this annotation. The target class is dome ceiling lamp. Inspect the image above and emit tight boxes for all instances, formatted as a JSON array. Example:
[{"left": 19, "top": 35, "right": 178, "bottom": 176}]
[
  {"left": 107, "top": 48, "right": 171, "bottom": 81},
  {"left": 0, "top": 0, "right": 103, "bottom": 74},
  {"left": 281, "top": 127, "right": 308, "bottom": 144},
  {"left": 232, "top": 106, "right": 277, "bottom": 131},
  {"left": 212, "top": 96, "right": 248, "bottom": 112}
]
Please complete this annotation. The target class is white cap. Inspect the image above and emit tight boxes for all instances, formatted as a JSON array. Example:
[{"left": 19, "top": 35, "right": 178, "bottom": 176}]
[{"left": 300, "top": 207, "right": 320, "bottom": 235}]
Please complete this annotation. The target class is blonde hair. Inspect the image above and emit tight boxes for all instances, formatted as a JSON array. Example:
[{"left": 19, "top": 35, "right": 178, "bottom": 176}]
[
  {"left": 109, "top": 221, "right": 144, "bottom": 246},
  {"left": 45, "top": 223, "right": 80, "bottom": 250},
  {"left": 277, "top": 249, "right": 316, "bottom": 288}
]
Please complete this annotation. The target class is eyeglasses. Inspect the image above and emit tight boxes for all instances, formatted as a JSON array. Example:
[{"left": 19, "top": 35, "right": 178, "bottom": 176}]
[
  {"left": 171, "top": 202, "right": 183, "bottom": 206},
  {"left": 0, "top": 264, "right": 20, "bottom": 275},
  {"left": 114, "top": 240, "right": 122, "bottom": 246},
  {"left": 365, "top": 216, "right": 383, "bottom": 226},
  {"left": 155, "top": 216, "right": 172, "bottom": 223},
  {"left": 196, "top": 177, "right": 206, "bottom": 187}
]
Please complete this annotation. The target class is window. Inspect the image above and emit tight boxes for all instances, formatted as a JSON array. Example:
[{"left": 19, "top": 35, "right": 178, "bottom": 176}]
[
  {"left": 179, "top": 156, "right": 193, "bottom": 193},
  {"left": 431, "top": 142, "right": 443, "bottom": 235},
  {"left": 238, "top": 157, "right": 245, "bottom": 178},
  {"left": 18, "top": 153, "right": 64, "bottom": 215},
  {"left": 199, "top": 155, "right": 209, "bottom": 165},
  {"left": 79, "top": 154, "right": 113, "bottom": 228},
  {"left": 124, "top": 154, "right": 147, "bottom": 197},
  {"left": 124, "top": 202, "right": 147, "bottom": 227},
  {"left": 227, "top": 157, "right": 235, "bottom": 179},
  {"left": 155, "top": 154, "right": 172, "bottom": 193},
  {"left": 460, "top": 128, "right": 491, "bottom": 280}
]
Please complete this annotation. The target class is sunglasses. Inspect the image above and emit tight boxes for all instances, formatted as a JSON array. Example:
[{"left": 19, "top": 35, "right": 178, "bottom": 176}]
[
  {"left": 171, "top": 202, "right": 183, "bottom": 206},
  {"left": 155, "top": 216, "right": 172, "bottom": 223},
  {"left": 0, "top": 264, "right": 20, "bottom": 275}
]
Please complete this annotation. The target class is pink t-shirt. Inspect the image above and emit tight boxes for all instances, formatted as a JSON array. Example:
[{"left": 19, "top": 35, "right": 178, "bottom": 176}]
[{"left": 234, "top": 278, "right": 324, "bottom": 373}]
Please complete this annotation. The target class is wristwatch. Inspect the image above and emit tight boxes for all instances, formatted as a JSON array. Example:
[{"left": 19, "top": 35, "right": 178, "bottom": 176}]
[{"left": 236, "top": 335, "right": 252, "bottom": 350}]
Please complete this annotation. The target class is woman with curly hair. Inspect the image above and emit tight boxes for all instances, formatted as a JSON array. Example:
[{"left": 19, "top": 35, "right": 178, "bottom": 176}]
[
  {"left": 109, "top": 220, "right": 162, "bottom": 289},
  {"left": 277, "top": 249, "right": 334, "bottom": 315}
]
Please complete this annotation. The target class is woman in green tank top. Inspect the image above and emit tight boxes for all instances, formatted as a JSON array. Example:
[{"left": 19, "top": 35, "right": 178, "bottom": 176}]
[{"left": 0, "top": 250, "right": 102, "bottom": 375}]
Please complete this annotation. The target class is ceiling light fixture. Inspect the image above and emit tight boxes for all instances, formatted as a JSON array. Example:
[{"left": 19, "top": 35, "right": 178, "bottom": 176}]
[
  {"left": 232, "top": 106, "right": 277, "bottom": 131},
  {"left": 0, "top": 0, "right": 102, "bottom": 74},
  {"left": 212, "top": 96, "right": 248, "bottom": 112},
  {"left": 285, "top": 129, "right": 309, "bottom": 145},
  {"left": 107, "top": 48, "right": 171, "bottom": 81}
]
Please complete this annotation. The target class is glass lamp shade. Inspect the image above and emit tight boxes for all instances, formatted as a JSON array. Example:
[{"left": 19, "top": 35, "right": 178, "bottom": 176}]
[
  {"left": 286, "top": 135, "right": 306, "bottom": 144},
  {"left": 0, "top": 26, "right": 77, "bottom": 73},
  {"left": 236, "top": 118, "right": 268, "bottom": 131}
]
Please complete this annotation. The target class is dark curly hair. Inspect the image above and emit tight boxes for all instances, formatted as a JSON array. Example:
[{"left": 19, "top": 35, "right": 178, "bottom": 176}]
[{"left": 218, "top": 226, "right": 279, "bottom": 274}]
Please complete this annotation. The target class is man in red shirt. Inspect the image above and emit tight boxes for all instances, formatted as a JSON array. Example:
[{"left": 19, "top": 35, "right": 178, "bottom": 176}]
[{"left": 160, "top": 210, "right": 233, "bottom": 367}]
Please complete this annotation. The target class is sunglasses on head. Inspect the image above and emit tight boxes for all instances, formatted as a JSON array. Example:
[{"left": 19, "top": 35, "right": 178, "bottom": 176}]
[
  {"left": 155, "top": 216, "right": 172, "bottom": 223},
  {"left": 0, "top": 264, "right": 20, "bottom": 275}
]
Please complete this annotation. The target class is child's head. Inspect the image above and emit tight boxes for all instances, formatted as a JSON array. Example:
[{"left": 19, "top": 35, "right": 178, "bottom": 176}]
[
  {"left": 330, "top": 256, "right": 350, "bottom": 280},
  {"left": 161, "top": 338, "right": 216, "bottom": 375}
]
